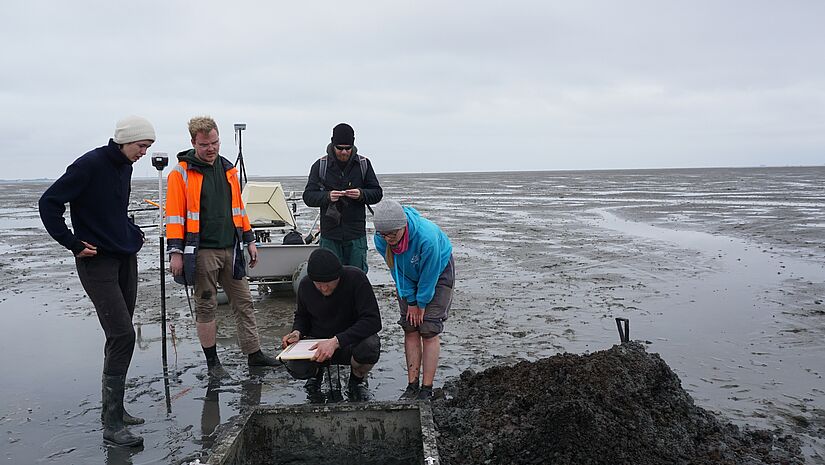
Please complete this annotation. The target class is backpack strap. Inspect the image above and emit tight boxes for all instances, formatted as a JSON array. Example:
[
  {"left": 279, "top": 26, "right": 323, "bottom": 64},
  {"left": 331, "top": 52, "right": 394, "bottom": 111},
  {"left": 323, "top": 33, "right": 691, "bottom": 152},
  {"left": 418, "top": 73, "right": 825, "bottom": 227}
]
[
  {"left": 358, "top": 155, "right": 368, "bottom": 183},
  {"left": 319, "top": 154, "right": 368, "bottom": 183},
  {"left": 357, "top": 154, "right": 374, "bottom": 214},
  {"left": 318, "top": 155, "right": 328, "bottom": 183}
]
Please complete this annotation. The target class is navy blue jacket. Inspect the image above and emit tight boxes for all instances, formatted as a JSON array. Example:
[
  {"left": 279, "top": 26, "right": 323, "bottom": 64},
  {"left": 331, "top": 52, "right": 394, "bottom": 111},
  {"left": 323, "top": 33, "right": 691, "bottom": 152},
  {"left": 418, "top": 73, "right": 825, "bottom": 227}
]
[{"left": 39, "top": 139, "right": 144, "bottom": 256}]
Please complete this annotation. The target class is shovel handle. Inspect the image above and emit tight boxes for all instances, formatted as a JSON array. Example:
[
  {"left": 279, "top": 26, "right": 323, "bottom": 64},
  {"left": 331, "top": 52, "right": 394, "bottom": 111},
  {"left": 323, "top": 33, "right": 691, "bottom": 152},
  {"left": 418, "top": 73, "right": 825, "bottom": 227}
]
[{"left": 615, "top": 317, "right": 630, "bottom": 344}]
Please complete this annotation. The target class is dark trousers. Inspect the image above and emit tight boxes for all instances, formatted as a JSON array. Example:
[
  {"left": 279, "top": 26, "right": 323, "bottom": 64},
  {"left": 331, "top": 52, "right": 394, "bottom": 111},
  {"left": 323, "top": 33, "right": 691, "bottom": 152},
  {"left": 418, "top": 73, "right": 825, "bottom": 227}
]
[
  {"left": 76, "top": 253, "right": 138, "bottom": 376},
  {"left": 286, "top": 334, "right": 381, "bottom": 380}
]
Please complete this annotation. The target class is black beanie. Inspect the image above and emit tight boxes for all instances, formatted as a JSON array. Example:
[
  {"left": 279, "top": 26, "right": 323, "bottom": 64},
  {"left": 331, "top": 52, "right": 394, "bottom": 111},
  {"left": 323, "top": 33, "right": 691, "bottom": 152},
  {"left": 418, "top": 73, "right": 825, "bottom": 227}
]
[
  {"left": 331, "top": 123, "right": 355, "bottom": 145},
  {"left": 307, "top": 248, "right": 343, "bottom": 282}
]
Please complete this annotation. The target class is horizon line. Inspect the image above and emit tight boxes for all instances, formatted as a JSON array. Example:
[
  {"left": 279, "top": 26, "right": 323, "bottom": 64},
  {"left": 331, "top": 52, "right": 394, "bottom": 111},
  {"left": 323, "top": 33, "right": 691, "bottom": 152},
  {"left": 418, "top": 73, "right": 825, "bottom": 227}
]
[{"left": 4, "top": 163, "right": 823, "bottom": 183}]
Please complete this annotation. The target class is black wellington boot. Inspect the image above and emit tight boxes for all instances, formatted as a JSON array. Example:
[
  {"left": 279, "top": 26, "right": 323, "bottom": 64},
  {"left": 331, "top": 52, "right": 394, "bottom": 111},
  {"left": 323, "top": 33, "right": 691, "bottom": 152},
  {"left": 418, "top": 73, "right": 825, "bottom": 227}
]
[
  {"left": 102, "top": 374, "right": 144, "bottom": 447},
  {"left": 101, "top": 375, "right": 144, "bottom": 425}
]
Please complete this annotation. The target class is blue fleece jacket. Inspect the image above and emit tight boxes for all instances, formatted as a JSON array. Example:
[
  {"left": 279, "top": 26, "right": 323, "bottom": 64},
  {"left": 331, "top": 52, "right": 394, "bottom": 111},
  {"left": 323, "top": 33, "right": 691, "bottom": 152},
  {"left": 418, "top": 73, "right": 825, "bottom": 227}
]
[
  {"left": 374, "top": 206, "right": 452, "bottom": 307},
  {"left": 39, "top": 139, "right": 143, "bottom": 256}
]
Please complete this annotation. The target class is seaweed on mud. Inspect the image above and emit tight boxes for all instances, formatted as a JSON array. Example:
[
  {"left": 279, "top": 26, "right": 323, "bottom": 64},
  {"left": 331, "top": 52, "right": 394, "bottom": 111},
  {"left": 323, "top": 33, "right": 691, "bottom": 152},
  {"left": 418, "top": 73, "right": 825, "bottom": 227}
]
[{"left": 433, "top": 342, "right": 803, "bottom": 465}]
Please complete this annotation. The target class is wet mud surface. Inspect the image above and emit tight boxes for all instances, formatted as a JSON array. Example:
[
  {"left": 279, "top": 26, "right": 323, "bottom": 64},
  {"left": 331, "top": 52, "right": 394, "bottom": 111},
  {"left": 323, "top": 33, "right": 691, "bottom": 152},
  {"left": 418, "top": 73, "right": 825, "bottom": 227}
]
[{"left": 1, "top": 166, "right": 824, "bottom": 464}]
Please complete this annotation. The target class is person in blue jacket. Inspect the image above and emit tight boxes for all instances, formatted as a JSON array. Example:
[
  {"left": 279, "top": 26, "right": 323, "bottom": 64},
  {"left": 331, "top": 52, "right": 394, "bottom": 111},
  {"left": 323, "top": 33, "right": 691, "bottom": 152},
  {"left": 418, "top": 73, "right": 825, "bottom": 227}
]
[{"left": 372, "top": 199, "right": 455, "bottom": 400}]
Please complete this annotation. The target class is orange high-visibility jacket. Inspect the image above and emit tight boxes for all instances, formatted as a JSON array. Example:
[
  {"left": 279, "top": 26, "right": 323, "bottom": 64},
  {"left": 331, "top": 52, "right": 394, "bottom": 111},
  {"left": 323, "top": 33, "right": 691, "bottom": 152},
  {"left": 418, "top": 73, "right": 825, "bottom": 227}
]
[{"left": 166, "top": 156, "right": 254, "bottom": 285}]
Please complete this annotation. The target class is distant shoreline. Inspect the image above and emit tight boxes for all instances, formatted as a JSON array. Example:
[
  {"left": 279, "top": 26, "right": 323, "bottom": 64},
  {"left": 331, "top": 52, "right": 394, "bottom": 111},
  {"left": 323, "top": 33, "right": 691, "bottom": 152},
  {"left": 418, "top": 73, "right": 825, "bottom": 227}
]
[{"left": 5, "top": 164, "right": 823, "bottom": 183}]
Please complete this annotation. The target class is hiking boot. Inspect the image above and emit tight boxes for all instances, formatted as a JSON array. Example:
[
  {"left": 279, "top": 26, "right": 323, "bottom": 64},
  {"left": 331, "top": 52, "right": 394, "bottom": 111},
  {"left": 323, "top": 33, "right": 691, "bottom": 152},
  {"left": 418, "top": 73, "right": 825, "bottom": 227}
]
[
  {"left": 347, "top": 375, "right": 371, "bottom": 402},
  {"left": 248, "top": 350, "right": 279, "bottom": 367},
  {"left": 398, "top": 382, "right": 420, "bottom": 401},
  {"left": 416, "top": 386, "right": 433, "bottom": 401},
  {"left": 208, "top": 363, "right": 232, "bottom": 380},
  {"left": 102, "top": 375, "right": 143, "bottom": 447}
]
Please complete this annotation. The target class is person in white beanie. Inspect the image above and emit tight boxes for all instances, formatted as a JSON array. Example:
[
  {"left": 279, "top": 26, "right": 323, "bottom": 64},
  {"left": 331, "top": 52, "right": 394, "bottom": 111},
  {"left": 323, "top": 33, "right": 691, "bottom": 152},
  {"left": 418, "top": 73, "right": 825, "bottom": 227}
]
[
  {"left": 39, "top": 115, "right": 156, "bottom": 447},
  {"left": 372, "top": 199, "right": 455, "bottom": 401}
]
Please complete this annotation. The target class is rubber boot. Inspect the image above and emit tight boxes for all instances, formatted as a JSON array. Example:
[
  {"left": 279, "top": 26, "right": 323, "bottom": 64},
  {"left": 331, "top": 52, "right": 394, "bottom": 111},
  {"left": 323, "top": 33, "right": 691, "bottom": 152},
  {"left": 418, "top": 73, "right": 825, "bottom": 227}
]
[
  {"left": 101, "top": 376, "right": 144, "bottom": 425},
  {"left": 102, "top": 374, "right": 144, "bottom": 447}
]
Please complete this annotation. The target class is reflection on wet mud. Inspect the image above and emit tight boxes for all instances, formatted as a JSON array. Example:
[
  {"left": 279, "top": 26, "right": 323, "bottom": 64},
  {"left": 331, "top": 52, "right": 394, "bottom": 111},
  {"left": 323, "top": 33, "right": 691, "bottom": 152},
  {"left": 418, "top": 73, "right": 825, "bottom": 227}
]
[{"left": 1, "top": 167, "right": 824, "bottom": 463}]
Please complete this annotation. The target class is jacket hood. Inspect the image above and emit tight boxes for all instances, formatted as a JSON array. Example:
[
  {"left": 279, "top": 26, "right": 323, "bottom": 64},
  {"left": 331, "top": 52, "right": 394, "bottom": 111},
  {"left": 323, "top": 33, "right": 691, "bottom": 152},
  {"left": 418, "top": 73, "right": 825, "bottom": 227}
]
[{"left": 177, "top": 148, "right": 212, "bottom": 168}]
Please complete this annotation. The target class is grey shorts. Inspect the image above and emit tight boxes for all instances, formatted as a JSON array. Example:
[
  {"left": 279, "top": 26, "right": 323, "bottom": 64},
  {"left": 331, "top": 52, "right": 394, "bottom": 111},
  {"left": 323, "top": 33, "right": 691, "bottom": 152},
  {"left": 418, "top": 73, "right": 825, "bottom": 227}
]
[{"left": 398, "top": 255, "right": 455, "bottom": 339}]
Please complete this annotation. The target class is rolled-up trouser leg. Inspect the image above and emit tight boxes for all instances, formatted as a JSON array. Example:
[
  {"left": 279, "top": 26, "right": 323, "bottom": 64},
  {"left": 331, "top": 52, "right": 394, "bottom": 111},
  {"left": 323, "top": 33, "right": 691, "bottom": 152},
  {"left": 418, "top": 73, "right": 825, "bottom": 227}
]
[
  {"left": 217, "top": 247, "right": 260, "bottom": 354},
  {"left": 77, "top": 254, "right": 137, "bottom": 376}
]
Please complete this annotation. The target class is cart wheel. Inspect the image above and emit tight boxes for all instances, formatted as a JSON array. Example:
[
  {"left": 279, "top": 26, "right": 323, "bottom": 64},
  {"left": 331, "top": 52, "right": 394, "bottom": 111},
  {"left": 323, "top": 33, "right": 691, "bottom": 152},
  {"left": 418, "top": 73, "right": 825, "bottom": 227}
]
[
  {"left": 292, "top": 261, "right": 309, "bottom": 295},
  {"left": 216, "top": 288, "right": 229, "bottom": 305}
]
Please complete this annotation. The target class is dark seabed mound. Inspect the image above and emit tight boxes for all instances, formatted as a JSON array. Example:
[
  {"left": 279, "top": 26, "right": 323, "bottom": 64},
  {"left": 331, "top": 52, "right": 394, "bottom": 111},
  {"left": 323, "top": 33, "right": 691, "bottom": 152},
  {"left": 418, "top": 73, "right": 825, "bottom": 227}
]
[{"left": 432, "top": 343, "right": 803, "bottom": 465}]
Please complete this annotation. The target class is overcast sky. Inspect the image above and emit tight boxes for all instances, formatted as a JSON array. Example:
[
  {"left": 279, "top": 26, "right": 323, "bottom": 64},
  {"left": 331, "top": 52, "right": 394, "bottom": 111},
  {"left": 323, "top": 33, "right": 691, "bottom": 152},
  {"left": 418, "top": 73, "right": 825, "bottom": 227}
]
[{"left": 2, "top": 1, "right": 823, "bottom": 179}]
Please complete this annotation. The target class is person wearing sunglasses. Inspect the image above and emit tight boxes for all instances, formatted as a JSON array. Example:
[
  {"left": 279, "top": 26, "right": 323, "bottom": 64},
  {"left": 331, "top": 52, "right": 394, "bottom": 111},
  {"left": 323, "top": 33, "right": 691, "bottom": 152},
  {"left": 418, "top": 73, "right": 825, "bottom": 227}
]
[
  {"left": 302, "top": 123, "right": 383, "bottom": 273},
  {"left": 372, "top": 199, "right": 455, "bottom": 401}
]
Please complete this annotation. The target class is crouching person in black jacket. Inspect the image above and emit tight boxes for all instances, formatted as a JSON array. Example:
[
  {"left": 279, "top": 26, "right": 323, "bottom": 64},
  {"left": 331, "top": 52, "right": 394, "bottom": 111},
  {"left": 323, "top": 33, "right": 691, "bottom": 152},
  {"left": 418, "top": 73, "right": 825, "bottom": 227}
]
[{"left": 281, "top": 249, "right": 381, "bottom": 402}]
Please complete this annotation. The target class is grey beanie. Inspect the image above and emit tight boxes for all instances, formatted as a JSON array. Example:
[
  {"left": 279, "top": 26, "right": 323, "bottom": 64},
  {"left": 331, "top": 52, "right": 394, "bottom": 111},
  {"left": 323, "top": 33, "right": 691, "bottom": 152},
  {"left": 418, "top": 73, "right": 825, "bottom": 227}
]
[
  {"left": 113, "top": 115, "right": 156, "bottom": 144},
  {"left": 372, "top": 199, "right": 407, "bottom": 232}
]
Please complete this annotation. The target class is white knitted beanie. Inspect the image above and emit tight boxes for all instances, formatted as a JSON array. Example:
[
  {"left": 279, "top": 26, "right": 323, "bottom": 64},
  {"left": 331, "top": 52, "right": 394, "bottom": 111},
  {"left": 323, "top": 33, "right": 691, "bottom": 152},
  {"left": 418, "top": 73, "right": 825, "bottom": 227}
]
[{"left": 113, "top": 115, "right": 156, "bottom": 144}]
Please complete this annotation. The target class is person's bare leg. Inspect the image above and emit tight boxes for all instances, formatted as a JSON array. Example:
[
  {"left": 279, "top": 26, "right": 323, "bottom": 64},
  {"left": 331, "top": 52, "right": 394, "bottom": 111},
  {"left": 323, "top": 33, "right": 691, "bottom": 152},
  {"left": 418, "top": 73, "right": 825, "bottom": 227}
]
[
  {"left": 421, "top": 335, "right": 440, "bottom": 387},
  {"left": 404, "top": 332, "right": 422, "bottom": 384},
  {"left": 197, "top": 321, "right": 217, "bottom": 347}
]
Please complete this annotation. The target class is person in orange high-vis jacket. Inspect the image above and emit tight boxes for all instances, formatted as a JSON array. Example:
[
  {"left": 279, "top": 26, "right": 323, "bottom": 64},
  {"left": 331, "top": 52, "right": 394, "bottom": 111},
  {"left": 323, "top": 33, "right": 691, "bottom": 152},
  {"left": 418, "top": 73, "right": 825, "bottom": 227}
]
[{"left": 166, "top": 116, "right": 278, "bottom": 379}]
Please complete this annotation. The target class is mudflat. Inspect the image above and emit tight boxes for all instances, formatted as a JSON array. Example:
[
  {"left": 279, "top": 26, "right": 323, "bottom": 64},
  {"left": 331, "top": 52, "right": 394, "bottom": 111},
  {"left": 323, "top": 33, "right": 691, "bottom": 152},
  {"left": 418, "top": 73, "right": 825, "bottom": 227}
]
[{"left": 0, "top": 166, "right": 823, "bottom": 464}]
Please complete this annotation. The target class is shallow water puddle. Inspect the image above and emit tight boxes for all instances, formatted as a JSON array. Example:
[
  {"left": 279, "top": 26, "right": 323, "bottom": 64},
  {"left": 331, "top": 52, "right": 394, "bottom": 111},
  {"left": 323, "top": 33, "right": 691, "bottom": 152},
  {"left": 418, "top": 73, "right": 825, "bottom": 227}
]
[{"left": 588, "top": 208, "right": 825, "bottom": 454}]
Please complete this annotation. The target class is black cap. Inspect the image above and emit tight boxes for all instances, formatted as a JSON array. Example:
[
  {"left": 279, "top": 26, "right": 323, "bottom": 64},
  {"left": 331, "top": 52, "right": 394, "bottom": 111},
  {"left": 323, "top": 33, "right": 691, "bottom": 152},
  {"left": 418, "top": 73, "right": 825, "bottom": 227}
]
[
  {"left": 307, "top": 248, "right": 342, "bottom": 282},
  {"left": 331, "top": 123, "right": 355, "bottom": 145}
]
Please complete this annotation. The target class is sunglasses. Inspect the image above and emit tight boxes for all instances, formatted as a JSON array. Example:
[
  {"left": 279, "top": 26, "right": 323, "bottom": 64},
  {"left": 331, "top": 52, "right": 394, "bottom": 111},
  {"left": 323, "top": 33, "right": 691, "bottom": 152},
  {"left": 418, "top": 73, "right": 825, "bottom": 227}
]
[{"left": 334, "top": 145, "right": 353, "bottom": 151}]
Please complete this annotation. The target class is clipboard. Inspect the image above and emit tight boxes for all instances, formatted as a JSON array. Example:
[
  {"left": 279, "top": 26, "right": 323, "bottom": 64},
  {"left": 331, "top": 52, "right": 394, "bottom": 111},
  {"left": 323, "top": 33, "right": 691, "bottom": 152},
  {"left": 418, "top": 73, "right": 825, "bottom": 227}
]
[{"left": 276, "top": 339, "right": 323, "bottom": 361}]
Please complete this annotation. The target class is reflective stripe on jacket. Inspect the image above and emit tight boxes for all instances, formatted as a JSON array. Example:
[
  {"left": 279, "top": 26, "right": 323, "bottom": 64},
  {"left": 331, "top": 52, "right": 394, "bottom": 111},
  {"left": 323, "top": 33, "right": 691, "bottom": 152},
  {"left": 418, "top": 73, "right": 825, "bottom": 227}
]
[{"left": 165, "top": 156, "right": 255, "bottom": 285}]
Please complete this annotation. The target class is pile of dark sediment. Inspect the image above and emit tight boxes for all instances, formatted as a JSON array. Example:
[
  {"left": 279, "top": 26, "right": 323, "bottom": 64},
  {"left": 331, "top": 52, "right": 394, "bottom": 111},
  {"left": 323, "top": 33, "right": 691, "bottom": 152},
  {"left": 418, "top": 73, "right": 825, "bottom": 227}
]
[{"left": 432, "top": 342, "right": 803, "bottom": 465}]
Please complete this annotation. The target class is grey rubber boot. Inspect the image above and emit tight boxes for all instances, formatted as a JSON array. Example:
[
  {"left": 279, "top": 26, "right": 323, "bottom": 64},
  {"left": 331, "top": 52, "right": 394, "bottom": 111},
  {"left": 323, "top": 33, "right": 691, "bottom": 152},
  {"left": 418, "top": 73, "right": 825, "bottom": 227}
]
[
  {"left": 101, "top": 376, "right": 144, "bottom": 425},
  {"left": 102, "top": 374, "right": 144, "bottom": 447}
]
